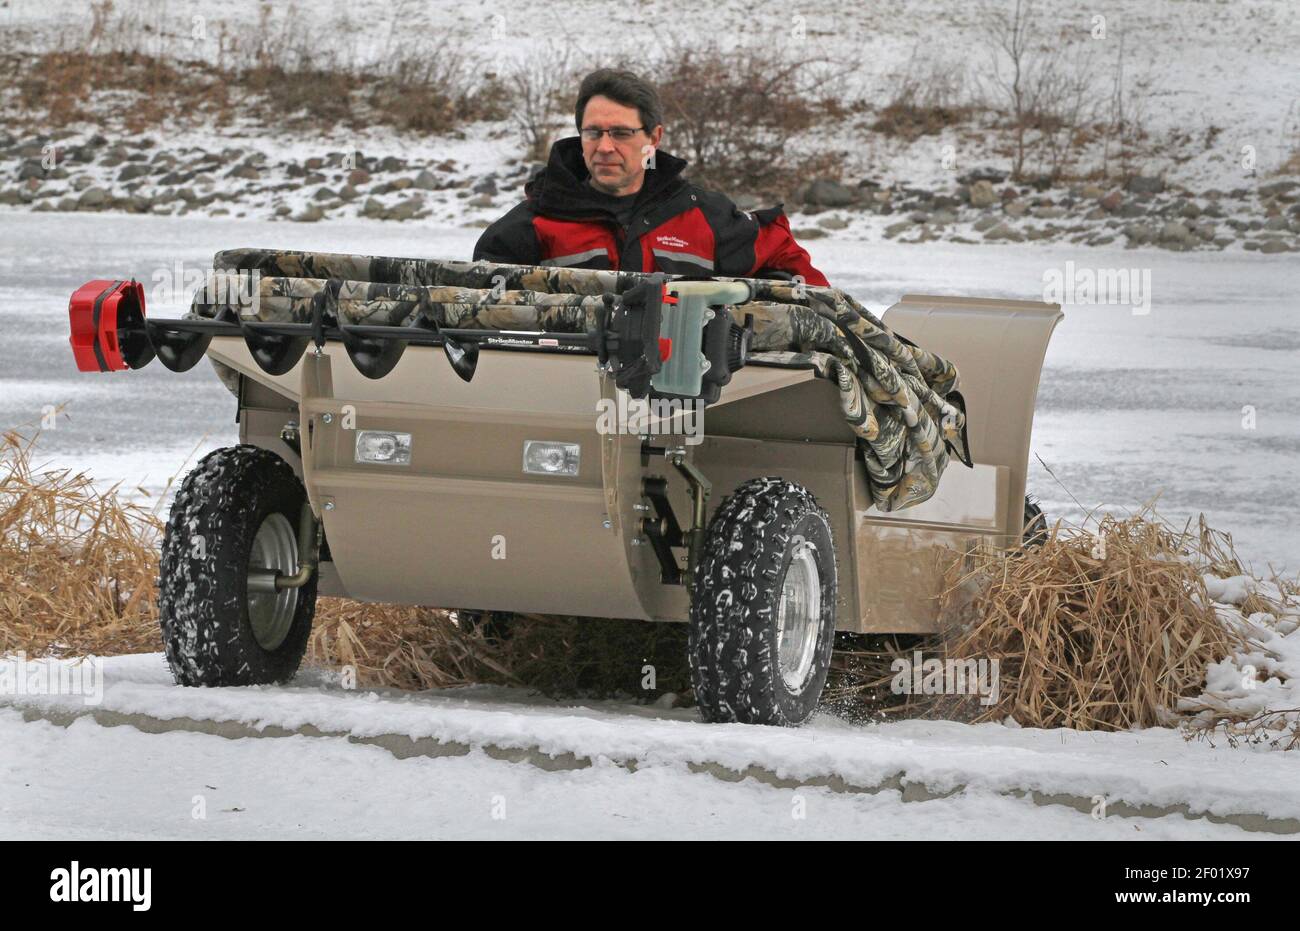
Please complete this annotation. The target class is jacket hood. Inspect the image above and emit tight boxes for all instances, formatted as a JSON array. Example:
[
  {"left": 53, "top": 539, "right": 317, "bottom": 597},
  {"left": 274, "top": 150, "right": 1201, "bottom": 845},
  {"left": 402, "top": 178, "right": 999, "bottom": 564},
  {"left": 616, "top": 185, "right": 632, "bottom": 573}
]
[{"left": 524, "top": 135, "right": 689, "bottom": 220}]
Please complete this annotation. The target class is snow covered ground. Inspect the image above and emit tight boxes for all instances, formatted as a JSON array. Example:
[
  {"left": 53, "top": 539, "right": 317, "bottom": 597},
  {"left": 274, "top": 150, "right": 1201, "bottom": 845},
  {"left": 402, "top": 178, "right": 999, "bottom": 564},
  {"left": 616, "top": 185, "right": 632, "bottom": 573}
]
[
  {"left": 1, "top": 654, "right": 1295, "bottom": 839},
  {"left": 5, "top": 0, "right": 1299, "bottom": 191}
]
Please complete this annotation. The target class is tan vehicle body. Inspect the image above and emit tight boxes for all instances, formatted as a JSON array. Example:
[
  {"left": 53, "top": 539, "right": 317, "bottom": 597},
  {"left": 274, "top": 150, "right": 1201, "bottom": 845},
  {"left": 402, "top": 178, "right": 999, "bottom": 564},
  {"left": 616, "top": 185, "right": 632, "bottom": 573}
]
[{"left": 210, "top": 294, "right": 1062, "bottom": 634}]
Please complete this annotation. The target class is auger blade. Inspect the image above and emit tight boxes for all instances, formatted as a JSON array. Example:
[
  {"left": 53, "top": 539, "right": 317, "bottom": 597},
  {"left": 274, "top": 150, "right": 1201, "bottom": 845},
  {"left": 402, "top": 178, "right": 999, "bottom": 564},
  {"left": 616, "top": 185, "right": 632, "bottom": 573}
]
[{"left": 442, "top": 336, "right": 478, "bottom": 382}]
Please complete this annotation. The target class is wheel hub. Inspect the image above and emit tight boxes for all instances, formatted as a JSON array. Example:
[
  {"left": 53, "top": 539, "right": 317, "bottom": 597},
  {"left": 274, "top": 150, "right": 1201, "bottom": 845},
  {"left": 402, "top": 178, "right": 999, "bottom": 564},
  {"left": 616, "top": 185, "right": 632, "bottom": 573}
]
[
  {"left": 776, "top": 537, "right": 821, "bottom": 694},
  {"left": 246, "top": 511, "right": 299, "bottom": 651}
]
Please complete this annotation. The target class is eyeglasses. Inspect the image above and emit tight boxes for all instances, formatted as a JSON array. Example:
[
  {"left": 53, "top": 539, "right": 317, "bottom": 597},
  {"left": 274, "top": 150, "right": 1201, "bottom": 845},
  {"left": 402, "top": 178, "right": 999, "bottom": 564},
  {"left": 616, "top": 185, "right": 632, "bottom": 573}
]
[{"left": 579, "top": 126, "right": 645, "bottom": 142}]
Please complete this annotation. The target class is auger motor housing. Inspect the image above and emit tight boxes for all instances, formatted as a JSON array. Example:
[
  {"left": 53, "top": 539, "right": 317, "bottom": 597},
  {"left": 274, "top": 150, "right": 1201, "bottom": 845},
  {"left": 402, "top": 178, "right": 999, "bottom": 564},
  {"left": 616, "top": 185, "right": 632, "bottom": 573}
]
[{"left": 596, "top": 274, "right": 754, "bottom": 406}]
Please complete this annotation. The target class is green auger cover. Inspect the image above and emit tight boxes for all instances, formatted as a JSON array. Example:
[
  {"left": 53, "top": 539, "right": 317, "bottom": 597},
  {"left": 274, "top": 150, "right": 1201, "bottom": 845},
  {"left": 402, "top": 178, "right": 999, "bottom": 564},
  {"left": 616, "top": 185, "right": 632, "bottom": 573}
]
[{"left": 193, "top": 248, "right": 971, "bottom": 513}]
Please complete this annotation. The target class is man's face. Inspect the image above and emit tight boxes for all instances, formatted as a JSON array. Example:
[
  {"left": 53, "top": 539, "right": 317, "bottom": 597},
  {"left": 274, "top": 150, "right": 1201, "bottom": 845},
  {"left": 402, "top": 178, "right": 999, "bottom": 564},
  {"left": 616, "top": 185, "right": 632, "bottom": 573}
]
[{"left": 580, "top": 95, "right": 664, "bottom": 196}]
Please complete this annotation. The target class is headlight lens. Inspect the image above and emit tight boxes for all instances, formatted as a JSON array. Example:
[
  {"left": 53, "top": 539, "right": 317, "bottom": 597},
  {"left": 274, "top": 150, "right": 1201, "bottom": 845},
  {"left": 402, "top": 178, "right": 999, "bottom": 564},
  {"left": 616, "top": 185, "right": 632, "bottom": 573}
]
[
  {"left": 355, "top": 430, "right": 411, "bottom": 465},
  {"left": 522, "top": 440, "right": 580, "bottom": 476}
]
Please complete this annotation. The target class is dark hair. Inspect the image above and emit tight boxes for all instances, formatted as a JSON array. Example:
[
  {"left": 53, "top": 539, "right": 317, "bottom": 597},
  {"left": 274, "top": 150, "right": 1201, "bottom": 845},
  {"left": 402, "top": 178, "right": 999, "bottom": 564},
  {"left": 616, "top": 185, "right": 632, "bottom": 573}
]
[{"left": 574, "top": 69, "right": 663, "bottom": 132}]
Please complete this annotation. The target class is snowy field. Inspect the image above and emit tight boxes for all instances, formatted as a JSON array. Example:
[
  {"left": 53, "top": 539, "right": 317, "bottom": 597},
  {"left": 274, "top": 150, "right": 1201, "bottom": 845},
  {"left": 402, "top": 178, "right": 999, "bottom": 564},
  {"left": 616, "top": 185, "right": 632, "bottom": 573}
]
[
  {"left": 2, "top": 210, "right": 1296, "bottom": 572},
  {"left": 1, "top": 654, "right": 1296, "bottom": 839}
]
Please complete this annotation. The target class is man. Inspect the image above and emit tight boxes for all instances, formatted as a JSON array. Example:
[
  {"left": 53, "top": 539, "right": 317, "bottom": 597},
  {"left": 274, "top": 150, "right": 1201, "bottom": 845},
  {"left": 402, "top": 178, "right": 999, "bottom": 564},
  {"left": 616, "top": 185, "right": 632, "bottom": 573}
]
[{"left": 473, "top": 69, "right": 829, "bottom": 286}]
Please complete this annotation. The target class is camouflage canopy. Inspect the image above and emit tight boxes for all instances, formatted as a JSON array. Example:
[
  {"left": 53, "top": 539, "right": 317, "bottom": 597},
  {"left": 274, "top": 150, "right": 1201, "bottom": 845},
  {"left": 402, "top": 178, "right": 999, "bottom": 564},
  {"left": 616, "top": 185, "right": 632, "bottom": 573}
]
[{"left": 193, "top": 249, "right": 972, "bottom": 512}]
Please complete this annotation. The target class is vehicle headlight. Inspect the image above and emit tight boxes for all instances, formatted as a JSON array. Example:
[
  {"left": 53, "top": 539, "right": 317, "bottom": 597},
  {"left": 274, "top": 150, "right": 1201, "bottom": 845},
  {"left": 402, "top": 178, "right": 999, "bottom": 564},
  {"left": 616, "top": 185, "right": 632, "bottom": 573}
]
[
  {"left": 355, "top": 430, "right": 411, "bottom": 465},
  {"left": 522, "top": 440, "right": 580, "bottom": 476}
]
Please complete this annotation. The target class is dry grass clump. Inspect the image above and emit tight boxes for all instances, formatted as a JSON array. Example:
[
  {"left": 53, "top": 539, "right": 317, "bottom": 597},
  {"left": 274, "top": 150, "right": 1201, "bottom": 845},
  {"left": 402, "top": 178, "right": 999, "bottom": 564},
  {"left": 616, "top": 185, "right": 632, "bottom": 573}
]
[
  {"left": 309, "top": 605, "right": 692, "bottom": 702},
  {"left": 0, "top": 426, "right": 165, "bottom": 657},
  {"left": 935, "top": 507, "right": 1252, "bottom": 730}
]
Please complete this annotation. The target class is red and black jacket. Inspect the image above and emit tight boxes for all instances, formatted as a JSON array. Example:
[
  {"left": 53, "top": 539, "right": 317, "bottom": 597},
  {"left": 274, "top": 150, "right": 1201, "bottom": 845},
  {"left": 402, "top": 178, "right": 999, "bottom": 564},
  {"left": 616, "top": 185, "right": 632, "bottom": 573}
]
[{"left": 473, "top": 136, "right": 829, "bottom": 286}]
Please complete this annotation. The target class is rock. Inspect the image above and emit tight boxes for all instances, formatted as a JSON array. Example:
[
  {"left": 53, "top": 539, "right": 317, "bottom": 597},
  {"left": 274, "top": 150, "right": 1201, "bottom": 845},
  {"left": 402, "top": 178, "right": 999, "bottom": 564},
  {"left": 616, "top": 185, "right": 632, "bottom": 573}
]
[
  {"left": 1085, "top": 207, "right": 1107, "bottom": 221},
  {"left": 362, "top": 197, "right": 386, "bottom": 218},
  {"left": 436, "top": 159, "right": 457, "bottom": 172},
  {"left": 958, "top": 167, "right": 1008, "bottom": 185},
  {"left": 1178, "top": 201, "right": 1201, "bottom": 219},
  {"left": 968, "top": 180, "right": 997, "bottom": 208},
  {"left": 274, "top": 205, "right": 291, "bottom": 216},
  {"left": 1099, "top": 190, "right": 1122, "bottom": 212},
  {"left": 1032, "top": 206, "right": 1066, "bottom": 219},
  {"left": 973, "top": 214, "right": 1000, "bottom": 232},
  {"left": 817, "top": 215, "right": 848, "bottom": 230},
  {"left": 1003, "top": 199, "right": 1028, "bottom": 218},
  {"left": 304, "top": 172, "right": 327, "bottom": 185},
  {"left": 386, "top": 197, "right": 424, "bottom": 221},
  {"left": 472, "top": 176, "right": 498, "bottom": 196},
  {"left": 57, "top": 197, "right": 78, "bottom": 211},
  {"left": 1264, "top": 216, "right": 1289, "bottom": 231},
  {"left": 1080, "top": 184, "right": 1106, "bottom": 199},
  {"left": 1126, "top": 174, "right": 1165, "bottom": 194},
  {"left": 338, "top": 184, "right": 360, "bottom": 201},
  {"left": 17, "top": 160, "right": 45, "bottom": 181},
  {"left": 77, "top": 187, "right": 109, "bottom": 208},
  {"left": 930, "top": 208, "right": 957, "bottom": 225},
  {"left": 348, "top": 168, "right": 371, "bottom": 186},
  {"left": 1026, "top": 226, "right": 1055, "bottom": 241},
  {"left": 883, "top": 219, "right": 914, "bottom": 239},
  {"left": 908, "top": 210, "right": 931, "bottom": 223},
  {"left": 286, "top": 163, "right": 306, "bottom": 179},
  {"left": 292, "top": 204, "right": 325, "bottom": 222},
  {"left": 0, "top": 188, "right": 24, "bottom": 205},
  {"left": 230, "top": 165, "right": 260, "bottom": 180},
  {"left": 1194, "top": 221, "right": 1217, "bottom": 239},
  {"left": 1259, "top": 240, "right": 1291, "bottom": 253},
  {"left": 378, "top": 156, "right": 405, "bottom": 173},
  {"left": 1159, "top": 220, "right": 1193, "bottom": 244},
  {"left": 467, "top": 193, "right": 494, "bottom": 209},
  {"left": 304, "top": 156, "right": 325, "bottom": 171},
  {"left": 389, "top": 177, "right": 413, "bottom": 191},
  {"left": 313, "top": 186, "right": 336, "bottom": 201},
  {"left": 734, "top": 194, "right": 761, "bottom": 211},
  {"left": 983, "top": 221, "right": 1024, "bottom": 242},
  {"left": 1123, "top": 222, "right": 1156, "bottom": 245},
  {"left": 1118, "top": 203, "right": 1145, "bottom": 219},
  {"left": 1258, "top": 180, "right": 1299, "bottom": 199},
  {"left": 117, "top": 163, "right": 151, "bottom": 181},
  {"left": 793, "top": 227, "right": 828, "bottom": 240},
  {"left": 857, "top": 178, "right": 882, "bottom": 190},
  {"left": 803, "top": 178, "right": 856, "bottom": 208}
]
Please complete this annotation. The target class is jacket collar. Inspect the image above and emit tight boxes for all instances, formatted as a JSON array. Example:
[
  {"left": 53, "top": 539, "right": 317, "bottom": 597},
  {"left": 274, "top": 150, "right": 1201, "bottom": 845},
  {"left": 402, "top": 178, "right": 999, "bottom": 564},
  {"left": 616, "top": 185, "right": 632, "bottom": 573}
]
[{"left": 525, "top": 135, "right": 688, "bottom": 220}]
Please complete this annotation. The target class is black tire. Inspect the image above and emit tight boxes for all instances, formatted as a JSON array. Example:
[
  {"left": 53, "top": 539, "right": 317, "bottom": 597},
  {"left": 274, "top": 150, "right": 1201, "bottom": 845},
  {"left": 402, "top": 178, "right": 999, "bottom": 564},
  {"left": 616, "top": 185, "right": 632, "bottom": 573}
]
[
  {"left": 158, "top": 445, "right": 317, "bottom": 686},
  {"left": 689, "top": 477, "right": 838, "bottom": 726},
  {"left": 1023, "top": 495, "right": 1049, "bottom": 547}
]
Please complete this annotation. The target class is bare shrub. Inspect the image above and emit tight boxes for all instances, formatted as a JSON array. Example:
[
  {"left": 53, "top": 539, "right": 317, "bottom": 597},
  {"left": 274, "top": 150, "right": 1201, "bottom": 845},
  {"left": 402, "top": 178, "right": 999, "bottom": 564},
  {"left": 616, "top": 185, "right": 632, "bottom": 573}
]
[
  {"left": 977, "top": 0, "right": 1105, "bottom": 181},
  {"left": 501, "top": 40, "right": 579, "bottom": 163},
  {"left": 872, "top": 48, "right": 975, "bottom": 140},
  {"left": 647, "top": 39, "right": 861, "bottom": 199}
]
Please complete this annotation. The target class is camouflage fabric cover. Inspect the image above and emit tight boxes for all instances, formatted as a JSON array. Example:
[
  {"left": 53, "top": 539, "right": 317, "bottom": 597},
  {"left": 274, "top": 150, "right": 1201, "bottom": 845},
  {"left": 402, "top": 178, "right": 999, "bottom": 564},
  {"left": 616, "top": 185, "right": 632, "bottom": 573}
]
[{"left": 195, "top": 248, "right": 970, "bottom": 512}]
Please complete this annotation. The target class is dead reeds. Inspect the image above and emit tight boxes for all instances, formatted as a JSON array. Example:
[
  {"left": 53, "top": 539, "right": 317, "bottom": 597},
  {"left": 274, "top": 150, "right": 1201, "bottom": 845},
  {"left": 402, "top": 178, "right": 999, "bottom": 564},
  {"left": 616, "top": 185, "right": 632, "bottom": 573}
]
[{"left": 0, "top": 425, "right": 165, "bottom": 657}]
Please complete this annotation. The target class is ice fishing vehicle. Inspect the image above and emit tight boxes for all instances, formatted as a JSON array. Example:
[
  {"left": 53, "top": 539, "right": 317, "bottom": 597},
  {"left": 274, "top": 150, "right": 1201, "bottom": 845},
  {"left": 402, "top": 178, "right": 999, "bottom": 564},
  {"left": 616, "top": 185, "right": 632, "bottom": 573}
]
[{"left": 67, "top": 251, "right": 1061, "bottom": 726}]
